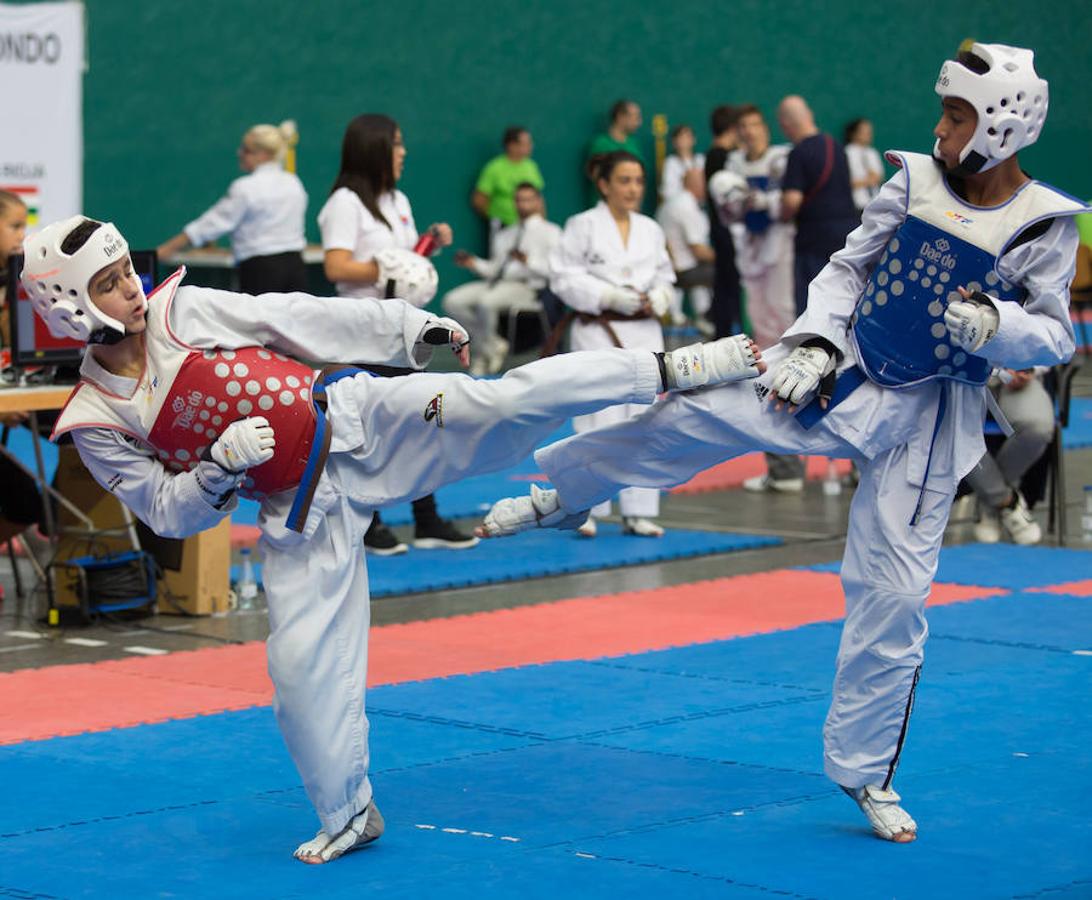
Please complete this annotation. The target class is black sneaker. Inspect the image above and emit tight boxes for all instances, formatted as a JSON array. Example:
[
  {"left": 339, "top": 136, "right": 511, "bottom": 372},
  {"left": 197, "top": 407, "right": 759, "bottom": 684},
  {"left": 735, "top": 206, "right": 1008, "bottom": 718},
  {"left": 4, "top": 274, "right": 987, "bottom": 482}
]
[
  {"left": 364, "top": 521, "right": 408, "bottom": 556},
  {"left": 413, "top": 517, "right": 480, "bottom": 550}
]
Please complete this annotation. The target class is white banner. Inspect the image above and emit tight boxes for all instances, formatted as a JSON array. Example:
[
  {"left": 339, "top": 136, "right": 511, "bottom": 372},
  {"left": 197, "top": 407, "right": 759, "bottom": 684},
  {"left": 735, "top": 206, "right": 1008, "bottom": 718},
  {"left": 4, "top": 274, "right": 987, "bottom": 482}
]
[{"left": 0, "top": 1, "right": 84, "bottom": 227}]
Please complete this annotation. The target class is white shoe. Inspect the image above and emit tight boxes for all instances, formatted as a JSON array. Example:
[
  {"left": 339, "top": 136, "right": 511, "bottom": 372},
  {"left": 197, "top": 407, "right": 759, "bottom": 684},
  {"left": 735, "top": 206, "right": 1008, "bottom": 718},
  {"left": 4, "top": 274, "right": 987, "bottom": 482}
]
[
  {"left": 477, "top": 484, "right": 589, "bottom": 537},
  {"left": 622, "top": 516, "right": 664, "bottom": 537},
  {"left": 742, "top": 474, "right": 804, "bottom": 494},
  {"left": 1000, "top": 492, "right": 1042, "bottom": 545},
  {"left": 486, "top": 337, "right": 510, "bottom": 374},
  {"left": 973, "top": 506, "right": 1002, "bottom": 543},
  {"left": 577, "top": 516, "right": 597, "bottom": 538},
  {"left": 294, "top": 801, "right": 385, "bottom": 864},
  {"left": 842, "top": 784, "right": 916, "bottom": 843},
  {"left": 664, "top": 334, "right": 761, "bottom": 391}
]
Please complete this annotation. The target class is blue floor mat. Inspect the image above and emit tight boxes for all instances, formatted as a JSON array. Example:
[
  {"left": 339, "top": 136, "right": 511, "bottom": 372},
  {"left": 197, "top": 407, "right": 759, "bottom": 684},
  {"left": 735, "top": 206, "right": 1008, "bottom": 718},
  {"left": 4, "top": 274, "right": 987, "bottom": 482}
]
[
  {"left": 2, "top": 587, "right": 1090, "bottom": 899},
  {"left": 806, "top": 542, "right": 1092, "bottom": 590},
  {"left": 1064, "top": 396, "right": 1092, "bottom": 449},
  {"left": 233, "top": 524, "right": 781, "bottom": 598}
]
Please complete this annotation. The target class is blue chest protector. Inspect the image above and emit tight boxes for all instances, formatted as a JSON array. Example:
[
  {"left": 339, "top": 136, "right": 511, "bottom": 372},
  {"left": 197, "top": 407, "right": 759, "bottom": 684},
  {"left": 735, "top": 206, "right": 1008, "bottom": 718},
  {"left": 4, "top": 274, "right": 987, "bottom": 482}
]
[
  {"left": 744, "top": 174, "right": 771, "bottom": 235},
  {"left": 851, "top": 215, "right": 1023, "bottom": 388}
]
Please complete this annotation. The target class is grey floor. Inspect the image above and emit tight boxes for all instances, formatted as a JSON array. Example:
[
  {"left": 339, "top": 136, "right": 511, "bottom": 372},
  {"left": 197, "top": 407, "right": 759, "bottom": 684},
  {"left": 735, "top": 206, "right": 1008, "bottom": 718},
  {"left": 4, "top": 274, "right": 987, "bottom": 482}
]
[{"left": 2, "top": 363, "right": 1090, "bottom": 673}]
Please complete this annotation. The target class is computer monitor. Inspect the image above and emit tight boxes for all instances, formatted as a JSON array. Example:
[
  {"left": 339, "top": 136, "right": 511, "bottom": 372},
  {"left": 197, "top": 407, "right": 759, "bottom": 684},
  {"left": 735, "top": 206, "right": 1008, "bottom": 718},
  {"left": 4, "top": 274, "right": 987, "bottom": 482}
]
[{"left": 6, "top": 250, "right": 157, "bottom": 368}]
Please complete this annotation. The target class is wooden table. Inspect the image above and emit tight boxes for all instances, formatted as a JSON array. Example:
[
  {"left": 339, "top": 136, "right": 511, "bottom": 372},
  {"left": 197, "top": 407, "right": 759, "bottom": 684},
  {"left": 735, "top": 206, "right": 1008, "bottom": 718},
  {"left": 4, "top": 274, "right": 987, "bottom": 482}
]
[{"left": 0, "top": 384, "right": 74, "bottom": 414}]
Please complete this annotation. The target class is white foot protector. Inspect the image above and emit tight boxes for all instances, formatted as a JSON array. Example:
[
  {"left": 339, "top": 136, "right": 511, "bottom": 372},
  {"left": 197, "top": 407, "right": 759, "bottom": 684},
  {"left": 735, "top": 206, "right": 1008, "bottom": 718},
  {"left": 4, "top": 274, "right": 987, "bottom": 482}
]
[
  {"left": 842, "top": 784, "right": 917, "bottom": 842},
  {"left": 577, "top": 515, "right": 597, "bottom": 538},
  {"left": 622, "top": 516, "right": 664, "bottom": 537},
  {"left": 665, "top": 334, "right": 761, "bottom": 391},
  {"left": 294, "top": 801, "right": 385, "bottom": 864},
  {"left": 477, "top": 484, "right": 589, "bottom": 537}
]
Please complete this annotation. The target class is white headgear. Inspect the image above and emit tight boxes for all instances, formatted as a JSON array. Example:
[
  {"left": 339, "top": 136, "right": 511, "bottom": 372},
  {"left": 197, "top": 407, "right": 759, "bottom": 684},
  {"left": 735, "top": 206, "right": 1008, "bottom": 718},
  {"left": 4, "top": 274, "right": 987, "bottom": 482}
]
[
  {"left": 934, "top": 42, "right": 1048, "bottom": 173},
  {"left": 21, "top": 216, "right": 143, "bottom": 342},
  {"left": 374, "top": 247, "right": 438, "bottom": 309}
]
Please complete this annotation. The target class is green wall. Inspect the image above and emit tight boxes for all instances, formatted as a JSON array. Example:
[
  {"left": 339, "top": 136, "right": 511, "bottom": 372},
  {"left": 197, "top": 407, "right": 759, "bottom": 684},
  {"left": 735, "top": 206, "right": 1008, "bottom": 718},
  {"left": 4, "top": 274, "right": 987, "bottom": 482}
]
[{"left": 80, "top": 0, "right": 1092, "bottom": 288}]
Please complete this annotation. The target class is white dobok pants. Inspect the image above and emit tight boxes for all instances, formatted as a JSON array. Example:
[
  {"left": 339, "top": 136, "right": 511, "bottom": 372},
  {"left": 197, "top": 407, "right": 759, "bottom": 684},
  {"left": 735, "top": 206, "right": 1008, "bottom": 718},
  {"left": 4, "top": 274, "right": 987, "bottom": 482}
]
[
  {"left": 442, "top": 279, "right": 538, "bottom": 359},
  {"left": 741, "top": 254, "right": 797, "bottom": 351},
  {"left": 536, "top": 347, "right": 956, "bottom": 789},
  {"left": 259, "top": 349, "right": 660, "bottom": 835}
]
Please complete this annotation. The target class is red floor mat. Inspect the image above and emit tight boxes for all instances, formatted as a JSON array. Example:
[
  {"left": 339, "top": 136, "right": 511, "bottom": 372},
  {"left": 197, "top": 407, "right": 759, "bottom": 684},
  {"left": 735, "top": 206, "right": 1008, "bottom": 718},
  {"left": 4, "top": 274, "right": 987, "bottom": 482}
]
[
  {"left": 671, "top": 455, "right": 854, "bottom": 494},
  {"left": 0, "top": 571, "right": 1006, "bottom": 745},
  {"left": 1029, "top": 579, "right": 1092, "bottom": 597}
]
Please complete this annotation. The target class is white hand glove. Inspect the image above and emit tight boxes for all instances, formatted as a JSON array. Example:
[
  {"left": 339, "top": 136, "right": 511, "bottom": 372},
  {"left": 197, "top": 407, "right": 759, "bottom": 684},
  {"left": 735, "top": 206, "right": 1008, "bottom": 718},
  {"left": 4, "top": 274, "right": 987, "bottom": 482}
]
[
  {"left": 769, "top": 345, "right": 835, "bottom": 406},
  {"left": 708, "top": 170, "right": 747, "bottom": 225},
  {"left": 647, "top": 284, "right": 674, "bottom": 318},
  {"left": 418, "top": 315, "right": 470, "bottom": 352},
  {"left": 600, "top": 286, "right": 643, "bottom": 316},
  {"left": 944, "top": 297, "right": 999, "bottom": 353},
  {"left": 210, "top": 416, "right": 276, "bottom": 473},
  {"left": 747, "top": 189, "right": 770, "bottom": 211}
]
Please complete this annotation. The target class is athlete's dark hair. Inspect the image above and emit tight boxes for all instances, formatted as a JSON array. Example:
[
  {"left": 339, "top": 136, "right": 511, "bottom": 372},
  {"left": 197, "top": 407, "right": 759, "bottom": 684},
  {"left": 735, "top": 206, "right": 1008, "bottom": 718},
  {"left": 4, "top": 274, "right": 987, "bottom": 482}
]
[
  {"left": 670, "top": 123, "right": 694, "bottom": 142},
  {"left": 609, "top": 99, "right": 636, "bottom": 123},
  {"left": 590, "top": 150, "right": 645, "bottom": 197},
  {"left": 60, "top": 219, "right": 103, "bottom": 255},
  {"left": 331, "top": 114, "right": 399, "bottom": 230},
  {"left": 843, "top": 117, "right": 870, "bottom": 145},
  {"left": 513, "top": 181, "right": 541, "bottom": 195},
  {"left": 709, "top": 105, "right": 740, "bottom": 137},
  {"left": 503, "top": 126, "right": 528, "bottom": 147}
]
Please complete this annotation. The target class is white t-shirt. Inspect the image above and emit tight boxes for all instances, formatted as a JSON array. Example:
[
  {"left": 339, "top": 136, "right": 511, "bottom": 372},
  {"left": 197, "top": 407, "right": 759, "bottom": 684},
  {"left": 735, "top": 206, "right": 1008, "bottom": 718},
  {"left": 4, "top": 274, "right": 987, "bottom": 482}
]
[
  {"left": 660, "top": 152, "right": 706, "bottom": 203},
  {"left": 184, "top": 162, "right": 307, "bottom": 263},
  {"left": 317, "top": 187, "right": 418, "bottom": 298},
  {"left": 657, "top": 191, "right": 710, "bottom": 272},
  {"left": 846, "top": 144, "right": 885, "bottom": 211}
]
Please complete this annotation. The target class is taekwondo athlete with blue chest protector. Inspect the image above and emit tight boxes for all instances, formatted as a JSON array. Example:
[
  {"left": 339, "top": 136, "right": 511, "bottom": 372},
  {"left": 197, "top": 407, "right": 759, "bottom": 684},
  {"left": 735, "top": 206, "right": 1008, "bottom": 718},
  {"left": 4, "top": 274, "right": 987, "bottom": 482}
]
[{"left": 479, "top": 41, "right": 1088, "bottom": 843}]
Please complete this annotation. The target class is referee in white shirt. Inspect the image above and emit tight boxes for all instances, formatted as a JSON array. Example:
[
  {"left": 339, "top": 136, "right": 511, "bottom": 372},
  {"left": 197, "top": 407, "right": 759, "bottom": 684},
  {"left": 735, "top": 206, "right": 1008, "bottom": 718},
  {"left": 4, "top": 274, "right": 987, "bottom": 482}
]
[
  {"left": 157, "top": 122, "right": 308, "bottom": 294},
  {"left": 443, "top": 183, "right": 561, "bottom": 374}
]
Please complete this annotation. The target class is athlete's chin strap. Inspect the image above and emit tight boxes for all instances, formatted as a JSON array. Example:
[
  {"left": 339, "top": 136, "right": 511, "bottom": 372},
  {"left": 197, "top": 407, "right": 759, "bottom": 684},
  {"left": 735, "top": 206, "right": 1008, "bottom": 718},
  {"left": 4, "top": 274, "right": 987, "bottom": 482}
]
[{"left": 87, "top": 313, "right": 146, "bottom": 346}]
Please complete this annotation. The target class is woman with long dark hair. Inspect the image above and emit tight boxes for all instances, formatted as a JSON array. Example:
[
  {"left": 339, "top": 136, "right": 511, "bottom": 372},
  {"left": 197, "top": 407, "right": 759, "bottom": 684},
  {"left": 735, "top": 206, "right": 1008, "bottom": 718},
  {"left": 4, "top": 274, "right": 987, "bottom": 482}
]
[{"left": 318, "top": 114, "right": 476, "bottom": 554}]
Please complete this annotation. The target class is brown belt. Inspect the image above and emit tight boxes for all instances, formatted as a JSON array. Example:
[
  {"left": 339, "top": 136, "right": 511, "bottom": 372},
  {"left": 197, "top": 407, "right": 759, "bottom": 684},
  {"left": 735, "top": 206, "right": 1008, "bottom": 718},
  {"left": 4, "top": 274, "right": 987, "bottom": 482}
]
[{"left": 540, "top": 309, "right": 655, "bottom": 358}]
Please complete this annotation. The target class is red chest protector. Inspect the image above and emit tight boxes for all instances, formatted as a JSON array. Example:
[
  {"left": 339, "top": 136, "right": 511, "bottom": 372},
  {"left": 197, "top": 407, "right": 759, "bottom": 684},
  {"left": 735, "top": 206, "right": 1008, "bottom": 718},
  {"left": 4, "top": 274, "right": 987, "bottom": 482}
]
[{"left": 53, "top": 269, "right": 320, "bottom": 501}]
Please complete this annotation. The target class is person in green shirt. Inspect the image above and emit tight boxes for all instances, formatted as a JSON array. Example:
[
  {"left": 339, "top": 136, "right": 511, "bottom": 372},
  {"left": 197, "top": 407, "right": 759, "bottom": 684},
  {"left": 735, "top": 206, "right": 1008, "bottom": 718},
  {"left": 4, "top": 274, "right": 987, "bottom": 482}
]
[
  {"left": 586, "top": 99, "right": 646, "bottom": 206},
  {"left": 471, "top": 126, "right": 545, "bottom": 241}
]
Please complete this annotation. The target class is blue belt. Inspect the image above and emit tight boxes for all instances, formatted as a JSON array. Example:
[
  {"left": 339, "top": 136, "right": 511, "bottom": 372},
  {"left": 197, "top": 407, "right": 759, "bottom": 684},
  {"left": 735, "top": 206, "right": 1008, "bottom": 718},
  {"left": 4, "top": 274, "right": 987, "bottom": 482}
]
[
  {"left": 285, "top": 367, "right": 366, "bottom": 533},
  {"left": 794, "top": 365, "right": 867, "bottom": 429}
]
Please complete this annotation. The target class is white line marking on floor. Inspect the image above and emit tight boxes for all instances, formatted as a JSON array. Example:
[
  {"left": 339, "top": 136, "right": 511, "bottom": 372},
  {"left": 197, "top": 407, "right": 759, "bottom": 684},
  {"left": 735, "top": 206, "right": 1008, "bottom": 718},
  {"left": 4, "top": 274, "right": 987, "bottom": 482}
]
[
  {"left": 123, "top": 646, "right": 169, "bottom": 656},
  {"left": 0, "top": 643, "right": 40, "bottom": 654},
  {"left": 1073, "top": 650, "right": 1092, "bottom": 656},
  {"left": 499, "top": 836, "right": 520, "bottom": 842},
  {"left": 5, "top": 630, "right": 43, "bottom": 640},
  {"left": 414, "top": 824, "right": 436, "bottom": 830},
  {"left": 442, "top": 828, "right": 467, "bottom": 834},
  {"left": 575, "top": 852, "right": 596, "bottom": 859},
  {"left": 64, "top": 638, "right": 108, "bottom": 647},
  {"left": 414, "top": 823, "right": 520, "bottom": 844},
  {"left": 470, "top": 831, "right": 493, "bottom": 838}
]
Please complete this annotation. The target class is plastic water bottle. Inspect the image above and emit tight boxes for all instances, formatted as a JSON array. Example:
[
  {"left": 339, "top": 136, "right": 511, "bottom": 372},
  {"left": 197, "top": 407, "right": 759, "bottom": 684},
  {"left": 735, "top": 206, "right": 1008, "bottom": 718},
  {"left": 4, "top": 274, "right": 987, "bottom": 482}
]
[
  {"left": 236, "top": 547, "right": 259, "bottom": 610},
  {"left": 822, "top": 458, "right": 843, "bottom": 497},
  {"left": 1082, "top": 486, "right": 1092, "bottom": 545}
]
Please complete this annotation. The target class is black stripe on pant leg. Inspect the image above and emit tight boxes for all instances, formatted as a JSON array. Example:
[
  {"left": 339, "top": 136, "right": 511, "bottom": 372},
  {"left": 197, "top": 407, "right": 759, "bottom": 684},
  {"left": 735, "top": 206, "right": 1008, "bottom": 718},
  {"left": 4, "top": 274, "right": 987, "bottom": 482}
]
[{"left": 883, "top": 665, "right": 921, "bottom": 790}]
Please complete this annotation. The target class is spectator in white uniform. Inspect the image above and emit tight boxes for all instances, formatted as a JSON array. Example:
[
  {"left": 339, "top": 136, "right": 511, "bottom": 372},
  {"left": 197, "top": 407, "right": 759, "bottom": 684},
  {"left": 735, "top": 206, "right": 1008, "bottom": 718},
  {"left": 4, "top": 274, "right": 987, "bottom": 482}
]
[
  {"left": 444, "top": 183, "right": 561, "bottom": 374},
  {"left": 657, "top": 168, "right": 715, "bottom": 329},
  {"left": 550, "top": 150, "right": 676, "bottom": 538},
  {"left": 317, "top": 113, "right": 475, "bottom": 555},
  {"left": 157, "top": 122, "right": 308, "bottom": 295},
  {"left": 844, "top": 118, "right": 885, "bottom": 213},
  {"left": 659, "top": 123, "right": 705, "bottom": 204}
]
